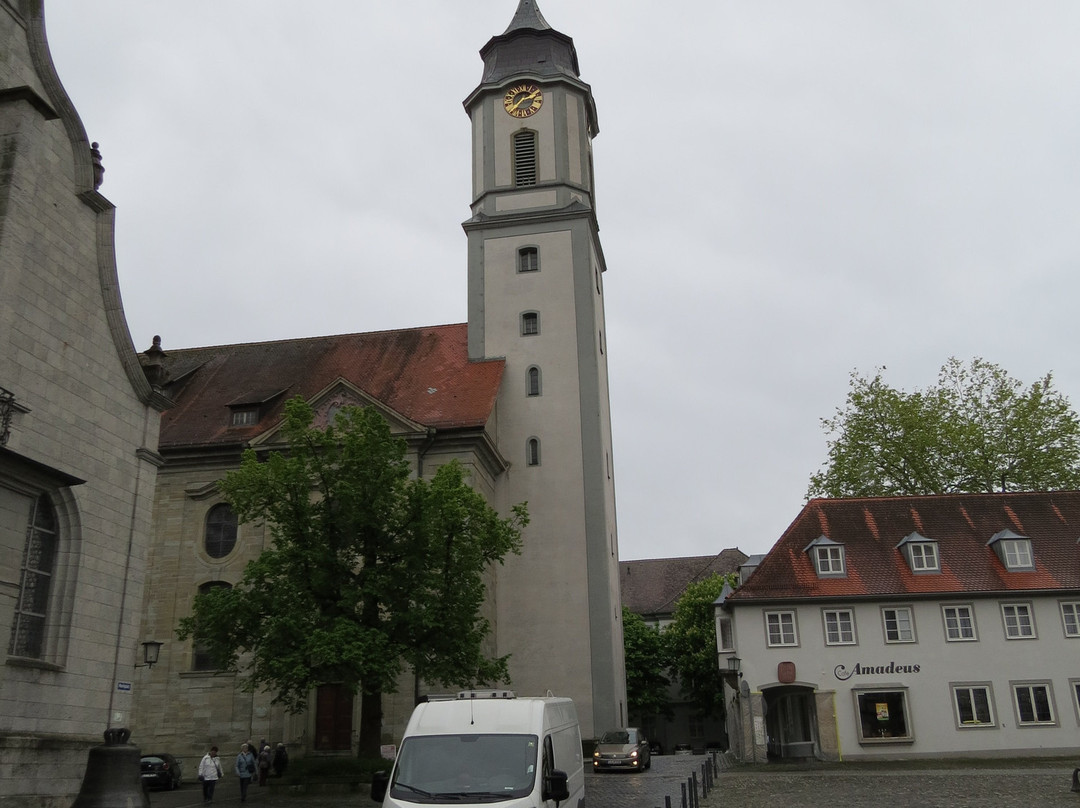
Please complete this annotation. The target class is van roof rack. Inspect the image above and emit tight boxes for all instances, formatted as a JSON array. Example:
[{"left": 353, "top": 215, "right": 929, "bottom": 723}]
[{"left": 457, "top": 690, "right": 516, "bottom": 700}]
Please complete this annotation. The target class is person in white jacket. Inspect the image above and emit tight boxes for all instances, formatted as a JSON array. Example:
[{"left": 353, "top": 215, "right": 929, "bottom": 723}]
[{"left": 197, "top": 746, "right": 223, "bottom": 804}]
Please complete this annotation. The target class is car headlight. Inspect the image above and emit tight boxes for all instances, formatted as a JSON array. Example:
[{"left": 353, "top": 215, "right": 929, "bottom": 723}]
[{"left": 630, "top": 750, "right": 638, "bottom": 758}]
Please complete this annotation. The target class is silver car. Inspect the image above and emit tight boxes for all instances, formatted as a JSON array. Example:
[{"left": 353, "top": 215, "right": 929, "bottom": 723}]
[{"left": 592, "top": 728, "right": 651, "bottom": 772}]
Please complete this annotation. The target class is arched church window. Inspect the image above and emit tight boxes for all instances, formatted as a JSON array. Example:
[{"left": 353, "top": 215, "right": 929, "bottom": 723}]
[
  {"left": 521, "top": 312, "right": 540, "bottom": 336},
  {"left": 527, "top": 366, "right": 542, "bottom": 397},
  {"left": 518, "top": 246, "right": 540, "bottom": 273},
  {"left": 191, "top": 581, "right": 232, "bottom": 670},
  {"left": 205, "top": 503, "right": 238, "bottom": 559},
  {"left": 513, "top": 130, "right": 538, "bottom": 187},
  {"left": 9, "top": 494, "right": 58, "bottom": 659},
  {"left": 526, "top": 438, "right": 541, "bottom": 466}
]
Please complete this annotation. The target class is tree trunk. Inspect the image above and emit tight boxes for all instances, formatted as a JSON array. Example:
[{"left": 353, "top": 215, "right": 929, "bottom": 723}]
[{"left": 358, "top": 690, "right": 383, "bottom": 759}]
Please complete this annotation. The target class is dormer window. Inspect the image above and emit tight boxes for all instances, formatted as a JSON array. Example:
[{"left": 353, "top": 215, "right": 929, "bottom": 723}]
[
  {"left": 230, "top": 408, "right": 259, "bottom": 427},
  {"left": 988, "top": 529, "right": 1034, "bottom": 571},
  {"left": 805, "top": 535, "right": 845, "bottom": 577},
  {"left": 896, "top": 532, "right": 940, "bottom": 574}
]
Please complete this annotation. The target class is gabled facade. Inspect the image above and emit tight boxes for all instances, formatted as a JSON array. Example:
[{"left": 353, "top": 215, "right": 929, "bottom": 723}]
[
  {"left": 720, "top": 492, "right": 1080, "bottom": 762},
  {"left": 0, "top": 2, "right": 170, "bottom": 806}
]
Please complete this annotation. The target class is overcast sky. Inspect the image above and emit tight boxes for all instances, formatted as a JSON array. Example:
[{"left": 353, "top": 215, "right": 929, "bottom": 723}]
[{"left": 43, "top": 1, "right": 1080, "bottom": 561}]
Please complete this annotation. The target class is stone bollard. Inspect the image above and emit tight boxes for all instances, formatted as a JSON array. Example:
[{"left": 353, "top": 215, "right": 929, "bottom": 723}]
[{"left": 1070, "top": 767, "right": 1079, "bottom": 793}]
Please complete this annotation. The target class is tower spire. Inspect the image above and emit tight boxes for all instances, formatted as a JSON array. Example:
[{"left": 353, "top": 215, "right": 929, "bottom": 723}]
[{"left": 502, "top": 0, "right": 552, "bottom": 34}]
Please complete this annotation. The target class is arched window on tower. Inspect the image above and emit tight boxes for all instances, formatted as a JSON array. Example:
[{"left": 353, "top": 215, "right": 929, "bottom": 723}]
[
  {"left": 204, "top": 503, "right": 238, "bottom": 559},
  {"left": 526, "top": 437, "right": 541, "bottom": 466},
  {"left": 518, "top": 246, "right": 540, "bottom": 273},
  {"left": 521, "top": 311, "right": 540, "bottom": 336},
  {"left": 513, "top": 130, "right": 538, "bottom": 187},
  {"left": 527, "top": 366, "right": 542, "bottom": 397}
]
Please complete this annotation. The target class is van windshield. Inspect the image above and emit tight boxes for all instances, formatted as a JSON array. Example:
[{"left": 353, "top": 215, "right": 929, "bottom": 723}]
[{"left": 390, "top": 734, "right": 538, "bottom": 804}]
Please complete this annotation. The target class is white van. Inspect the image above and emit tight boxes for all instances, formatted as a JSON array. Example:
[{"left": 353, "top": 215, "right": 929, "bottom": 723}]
[{"left": 370, "top": 690, "right": 584, "bottom": 807}]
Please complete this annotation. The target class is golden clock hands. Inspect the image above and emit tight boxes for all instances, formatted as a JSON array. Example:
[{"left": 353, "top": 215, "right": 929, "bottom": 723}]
[{"left": 511, "top": 90, "right": 540, "bottom": 111}]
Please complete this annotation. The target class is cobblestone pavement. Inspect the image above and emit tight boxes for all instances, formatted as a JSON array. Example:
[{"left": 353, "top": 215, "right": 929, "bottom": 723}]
[
  {"left": 147, "top": 756, "right": 1080, "bottom": 808},
  {"left": 583, "top": 753, "right": 718, "bottom": 808},
  {"left": 710, "top": 759, "right": 1080, "bottom": 808}
]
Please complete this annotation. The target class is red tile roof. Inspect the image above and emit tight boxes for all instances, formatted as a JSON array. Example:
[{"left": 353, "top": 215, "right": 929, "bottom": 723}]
[
  {"left": 621, "top": 551, "right": 748, "bottom": 617},
  {"left": 157, "top": 324, "right": 504, "bottom": 449},
  {"left": 729, "top": 492, "right": 1080, "bottom": 602}
]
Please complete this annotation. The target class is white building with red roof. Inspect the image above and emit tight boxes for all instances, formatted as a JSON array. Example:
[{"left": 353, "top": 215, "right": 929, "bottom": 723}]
[{"left": 719, "top": 491, "right": 1080, "bottom": 762}]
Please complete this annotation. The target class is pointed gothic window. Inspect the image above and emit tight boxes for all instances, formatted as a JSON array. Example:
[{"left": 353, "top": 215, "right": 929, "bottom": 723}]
[
  {"left": 513, "top": 130, "right": 538, "bottom": 187},
  {"left": 527, "top": 366, "right": 541, "bottom": 397}
]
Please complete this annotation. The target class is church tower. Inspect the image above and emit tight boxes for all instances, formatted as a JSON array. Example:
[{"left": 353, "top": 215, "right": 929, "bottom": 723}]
[{"left": 463, "top": 0, "right": 626, "bottom": 736}]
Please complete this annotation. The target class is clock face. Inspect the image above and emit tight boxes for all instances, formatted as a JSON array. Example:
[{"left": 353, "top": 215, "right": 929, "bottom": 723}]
[{"left": 503, "top": 83, "right": 543, "bottom": 118}]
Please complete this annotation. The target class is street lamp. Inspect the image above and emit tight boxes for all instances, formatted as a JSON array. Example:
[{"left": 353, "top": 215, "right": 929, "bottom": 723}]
[
  {"left": 727, "top": 656, "right": 741, "bottom": 677},
  {"left": 135, "top": 640, "right": 162, "bottom": 669}
]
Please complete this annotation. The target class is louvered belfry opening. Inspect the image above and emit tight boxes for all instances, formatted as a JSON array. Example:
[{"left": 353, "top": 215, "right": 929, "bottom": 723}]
[{"left": 512, "top": 130, "right": 537, "bottom": 186}]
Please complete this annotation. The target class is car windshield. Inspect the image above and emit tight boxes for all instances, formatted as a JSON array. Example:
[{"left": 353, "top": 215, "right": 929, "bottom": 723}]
[
  {"left": 390, "top": 734, "right": 537, "bottom": 804},
  {"left": 599, "top": 731, "right": 630, "bottom": 744}
]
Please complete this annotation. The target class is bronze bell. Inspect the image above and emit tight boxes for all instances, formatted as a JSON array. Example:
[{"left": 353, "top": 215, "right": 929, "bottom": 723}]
[{"left": 71, "top": 728, "right": 149, "bottom": 808}]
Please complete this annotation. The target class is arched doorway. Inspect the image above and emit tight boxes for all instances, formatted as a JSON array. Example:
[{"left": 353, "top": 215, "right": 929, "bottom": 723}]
[{"left": 763, "top": 685, "right": 818, "bottom": 761}]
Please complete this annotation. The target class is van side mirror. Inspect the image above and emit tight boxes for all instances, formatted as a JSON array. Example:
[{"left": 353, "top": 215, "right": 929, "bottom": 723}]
[
  {"left": 542, "top": 769, "right": 570, "bottom": 803},
  {"left": 370, "top": 771, "right": 389, "bottom": 803}
]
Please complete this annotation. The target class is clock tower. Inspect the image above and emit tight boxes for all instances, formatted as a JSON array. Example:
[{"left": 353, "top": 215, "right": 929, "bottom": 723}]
[{"left": 463, "top": 0, "right": 626, "bottom": 736}]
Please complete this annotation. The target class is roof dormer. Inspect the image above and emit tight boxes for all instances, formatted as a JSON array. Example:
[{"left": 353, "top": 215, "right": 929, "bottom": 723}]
[
  {"left": 804, "top": 535, "right": 846, "bottom": 578},
  {"left": 987, "top": 529, "right": 1034, "bottom": 571},
  {"left": 895, "top": 532, "right": 940, "bottom": 574}
]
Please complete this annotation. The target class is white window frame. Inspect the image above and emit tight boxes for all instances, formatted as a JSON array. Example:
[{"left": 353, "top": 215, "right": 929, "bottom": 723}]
[
  {"left": 1001, "top": 538, "right": 1033, "bottom": 570},
  {"left": 1012, "top": 682, "right": 1057, "bottom": 726},
  {"left": 1060, "top": 601, "right": 1080, "bottom": 638},
  {"left": 909, "top": 543, "right": 939, "bottom": 572},
  {"left": 764, "top": 610, "right": 798, "bottom": 647},
  {"left": 716, "top": 615, "right": 734, "bottom": 652},
  {"left": 1001, "top": 602, "right": 1036, "bottom": 640},
  {"left": 881, "top": 606, "right": 916, "bottom": 644},
  {"left": 1070, "top": 678, "right": 1080, "bottom": 725},
  {"left": 520, "top": 311, "right": 540, "bottom": 336},
  {"left": 942, "top": 604, "right": 977, "bottom": 642},
  {"left": 517, "top": 246, "right": 540, "bottom": 273},
  {"left": 951, "top": 683, "right": 996, "bottom": 729},
  {"left": 823, "top": 608, "right": 856, "bottom": 645},
  {"left": 816, "top": 545, "right": 845, "bottom": 575}
]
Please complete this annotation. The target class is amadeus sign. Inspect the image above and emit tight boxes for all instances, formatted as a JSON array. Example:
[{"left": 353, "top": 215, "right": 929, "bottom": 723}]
[{"left": 834, "top": 661, "right": 921, "bottom": 681}]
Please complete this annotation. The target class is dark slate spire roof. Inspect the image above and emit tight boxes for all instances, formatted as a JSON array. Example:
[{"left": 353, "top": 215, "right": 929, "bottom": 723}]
[
  {"left": 479, "top": 0, "right": 581, "bottom": 84},
  {"left": 502, "top": 0, "right": 552, "bottom": 34}
]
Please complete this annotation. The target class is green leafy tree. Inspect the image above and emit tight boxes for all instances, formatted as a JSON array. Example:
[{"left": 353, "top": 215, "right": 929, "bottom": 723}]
[
  {"left": 664, "top": 574, "right": 736, "bottom": 721},
  {"left": 622, "top": 607, "right": 671, "bottom": 722},
  {"left": 176, "top": 398, "right": 527, "bottom": 758},
  {"left": 809, "top": 357, "right": 1080, "bottom": 498}
]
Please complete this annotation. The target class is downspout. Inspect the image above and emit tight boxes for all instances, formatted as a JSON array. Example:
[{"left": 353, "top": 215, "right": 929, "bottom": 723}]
[
  {"left": 416, "top": 427, "right": 437, "bottom": 479},
  {"left": 412, "top": 427, "right": 437, "bottom": 706}
]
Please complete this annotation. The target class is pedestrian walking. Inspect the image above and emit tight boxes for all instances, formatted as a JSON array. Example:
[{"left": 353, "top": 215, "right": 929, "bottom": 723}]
[
  {"left": 197, "top": 746, "right": 223, "bottom": 804},
  {"left": 272, "top": 743, "right": 288, "bottom": 778},
  {"left": 235, "top": 743, "right": 256, "bottom": 802},
  {"left": 257, "top": 744, "right": 271, "bottom": 786}
]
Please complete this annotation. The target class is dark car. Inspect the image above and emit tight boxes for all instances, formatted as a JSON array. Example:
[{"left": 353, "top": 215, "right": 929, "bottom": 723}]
[
  {"left": 592, "top": 728, "right": 651, "bottom": 772},
  {"left": 140, "top": 754, "right": 183, "bottom": 790}
]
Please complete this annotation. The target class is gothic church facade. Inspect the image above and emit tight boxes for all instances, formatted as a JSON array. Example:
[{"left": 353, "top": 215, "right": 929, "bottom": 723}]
[{"left": 130, "top": 0, "right": 626, "bottom": 756}]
